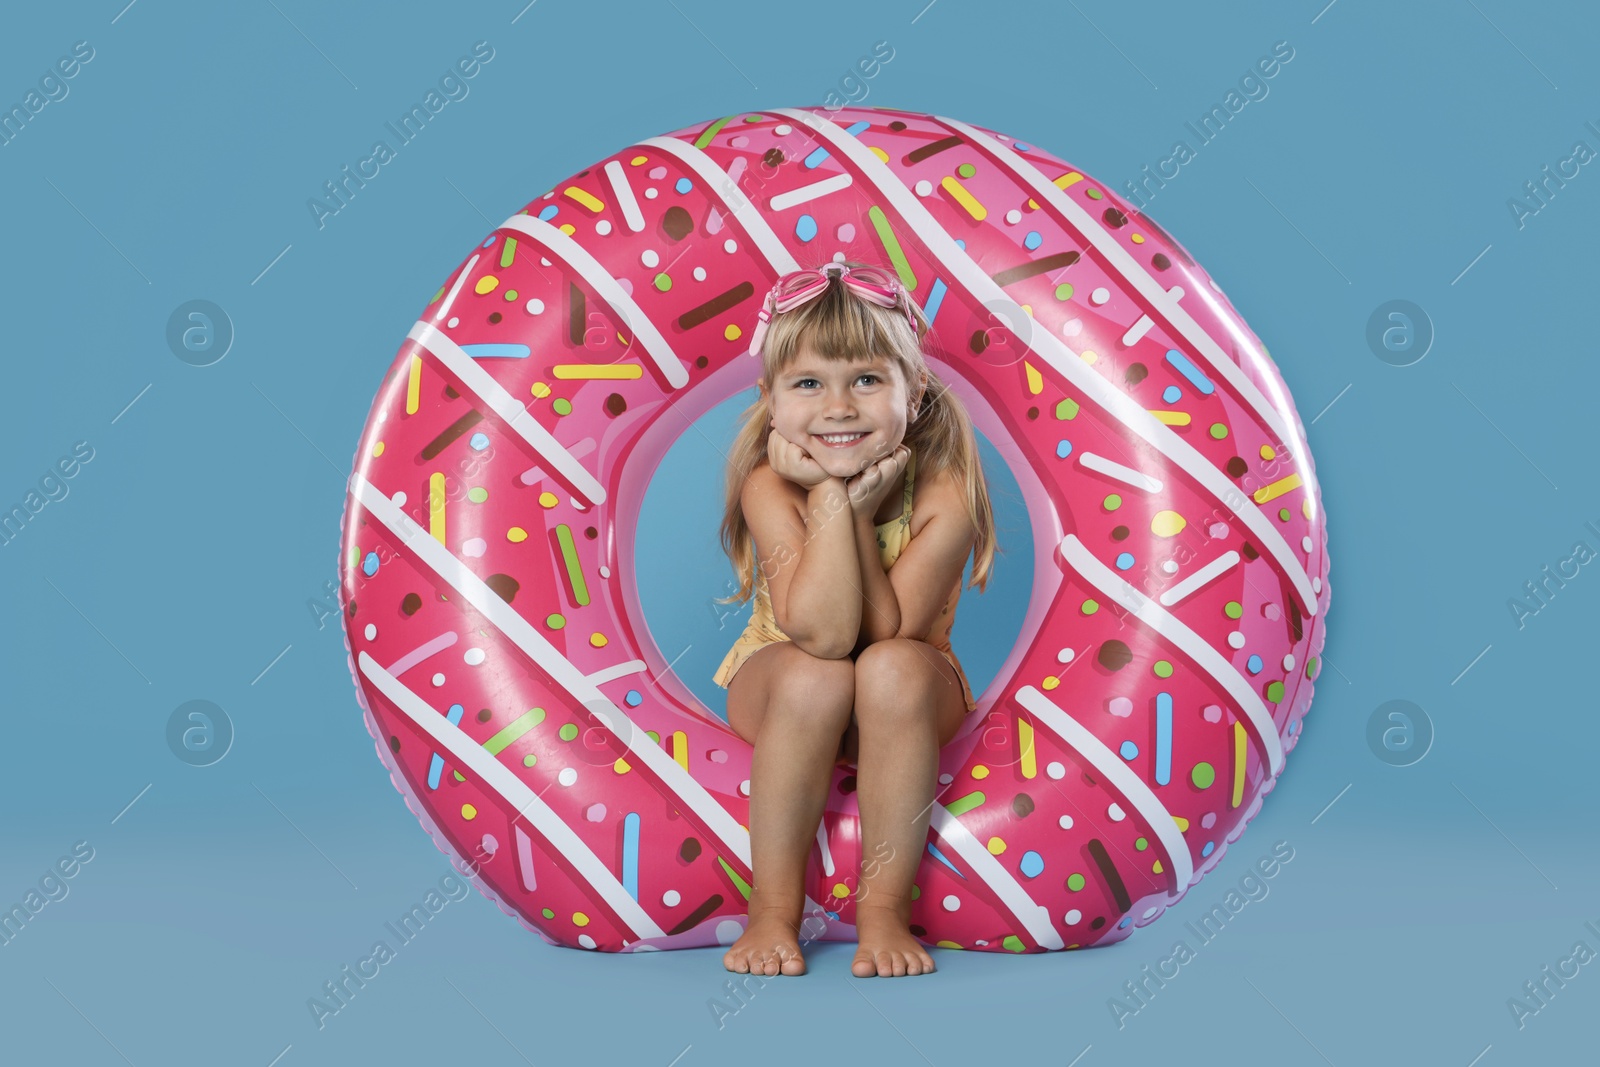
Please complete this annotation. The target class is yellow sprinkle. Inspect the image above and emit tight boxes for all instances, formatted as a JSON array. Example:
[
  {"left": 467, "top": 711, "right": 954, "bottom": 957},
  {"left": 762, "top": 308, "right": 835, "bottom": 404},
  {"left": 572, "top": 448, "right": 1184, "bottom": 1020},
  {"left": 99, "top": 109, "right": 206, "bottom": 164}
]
[
  {"left": 589, "top": 632, "right": 608, "bottom": 648},
  {"left": 1172, "top": 815, "right": 1189, "bottom": 832},
  {"left": 629, "top": 155, "right": 647, "bottom": 166},
  {"left": 507, "top": 526, "right": 528, "bottom": 542},
  {"left": 724, "top": 323, "right": 742, "bottom": 341},
  {"left": 1253, "top": 472, "right": 1303, "bottom": 504},
  {"left": 1131, "top": 233, "right": 1145, "bottom": 244},
  {"left": 552, "top": 363, "right": 642, "bottom": 380},
  {"left": 1019, "top": 718, "right": 1037, "bottom": 779},
  {"left": 1260, "top": 444, "right": 1277, "bottom": 461},
  {"left": 1150, "top": 410, "right": 1191, "bottom": 426},
  {"left": 563, "top": 185, "right": 605, "bottom": 212},
  {"left": 1080, "top": 350, "right": 1097, "bottom": 365},
  {"left": 1022, "top": 304, "right": 1033, "bottom": 317},
  {"left": 832, "top": 883, "right": 850, "bottom": 899},
  {"left": 573, "top": 912, "right": 590, "bottom": 927},
  {"left": 474, "top": 276, "right": 499, "bottom": 295},
  {"left": 672, "top": 730, "right": 689, "bottom": 772},
  {"left": 559, "top": 223, "right": 576, "bottom": 236},
  {"left": 940, "top": 174, "right": 987, "bottom": 221},
  {"left": 1302, "top": 498, "right": 1314, "bottom": 520},
  {"left": 530, "top": 382, "right": 552, "bottom": 398},
  {"left": 1152, "top": 860, "right": 1164, "bottom": 874},
  {"left": 869, "top": 145, "right": 889, "bottom": 162},
  {"left": 429, "top": 472, "right": 447, "bottom": 544},
  {"left": 936, "top": 940, "right": 964, "bottom": 949},
  {"left": 971, "top": 764, "right": 989, "bottom": 780},
  {"left": 986, "top": 836, "right": 1006, "bottom": 855},
  {"left": 371, "top": 441, "right": 385, "bottom": 458},
  {"left": 613, "top": 757, "right": 631, "bottom": 773},
  {"left": 1042, "top": 676, "right": 1060, "bottom": 690},
  {"left": 1151, "top": 510, "right": 1187, "bottom": 537},
  {"left": 461, "top": 803, "right": 477, "bottom": 820},
  {"left": 1024, "top": 360, "right": 1043, "bottom": 395},
  {"left": 538, "top": 491, "right": 559, "bottom": 508},
  {"left": 406, "top": 354, "right": 422, "bottom": 414}
]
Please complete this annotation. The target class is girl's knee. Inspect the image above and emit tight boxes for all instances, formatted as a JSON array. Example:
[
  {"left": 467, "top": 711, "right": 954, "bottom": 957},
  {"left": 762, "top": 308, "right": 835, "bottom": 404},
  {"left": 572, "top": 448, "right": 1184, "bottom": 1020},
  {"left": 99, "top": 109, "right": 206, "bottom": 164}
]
[
  {"left": 768, "top": 644, "right": 854, "bottom": 725},
  {"left": 854, "top": 640, "right": 941, "bottom": 723}
]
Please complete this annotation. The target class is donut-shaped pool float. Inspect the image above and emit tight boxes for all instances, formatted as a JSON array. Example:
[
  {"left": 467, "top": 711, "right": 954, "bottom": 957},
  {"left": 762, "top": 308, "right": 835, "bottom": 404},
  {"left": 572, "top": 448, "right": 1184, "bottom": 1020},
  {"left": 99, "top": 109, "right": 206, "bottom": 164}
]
[{"left": 338, "top": 105, "right": 1330, "bottom": 954}]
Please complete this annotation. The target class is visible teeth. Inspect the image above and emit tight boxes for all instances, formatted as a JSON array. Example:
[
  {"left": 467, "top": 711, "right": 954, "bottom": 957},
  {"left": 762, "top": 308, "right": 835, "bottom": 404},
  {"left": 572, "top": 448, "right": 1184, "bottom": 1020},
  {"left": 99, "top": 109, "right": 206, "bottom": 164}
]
[{"left": 819, "top": 433, "right": 866, "bottom": 444}]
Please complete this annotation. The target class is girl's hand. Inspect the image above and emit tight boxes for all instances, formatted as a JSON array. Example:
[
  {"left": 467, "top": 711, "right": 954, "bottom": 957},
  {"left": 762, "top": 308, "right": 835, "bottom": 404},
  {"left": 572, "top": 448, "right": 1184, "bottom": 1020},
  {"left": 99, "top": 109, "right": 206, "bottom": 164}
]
[
  {"left": 766, "top": 430, "right": 834, "bottom": 489},
  {"left": 845, "top": 443, "right": 910, "bottom": 522}
]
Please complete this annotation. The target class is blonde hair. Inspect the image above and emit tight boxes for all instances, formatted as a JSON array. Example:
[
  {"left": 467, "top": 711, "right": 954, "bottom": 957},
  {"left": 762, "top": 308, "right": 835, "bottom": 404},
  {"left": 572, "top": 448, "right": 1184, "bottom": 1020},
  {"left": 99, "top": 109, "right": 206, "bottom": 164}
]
[{"left": 715, "top": 259, "right": 1000, "bottom": 608}]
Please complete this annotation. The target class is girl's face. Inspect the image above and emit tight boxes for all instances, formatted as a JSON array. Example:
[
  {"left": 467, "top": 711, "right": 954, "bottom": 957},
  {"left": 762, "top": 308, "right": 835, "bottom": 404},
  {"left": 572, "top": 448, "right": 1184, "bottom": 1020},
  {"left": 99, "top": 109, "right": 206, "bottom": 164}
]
[{"left": 761, "top": 343, "right": 916, "bottom": 479}]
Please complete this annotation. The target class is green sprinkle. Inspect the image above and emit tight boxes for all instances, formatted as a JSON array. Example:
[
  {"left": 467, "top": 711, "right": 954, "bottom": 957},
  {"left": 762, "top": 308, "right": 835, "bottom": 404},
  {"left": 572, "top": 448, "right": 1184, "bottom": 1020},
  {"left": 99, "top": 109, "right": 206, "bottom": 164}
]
[
  {"left": 552, "top": 397, "right": 572, "bottom": 416},
  {"left": 654, "top": 272, "right": 672, "bottom": 292},
  {"left": 1191, "top": 762, "right": 1215, "bottom": 789},
  {"left": 946, "top": 790, "right": 986, "bottom": 817},
  {"left": 1056, "top": 397, "right": 1080, "bottom": 420},
  {"left": 1266, "top": 681, "right": 1285, "bottom": 703},
  {"left": 1067, "top": 872, "right": 1086, "bottom": 891},
  {"left": 1224, "top": 601, "right": 1243, "bottom": 619},
  {"left": 1153, "top": 660, "right": 1173, "bottom": 678},
  {"left": 958, "top": 162, "right": 976, "bottom": 178},
  {"left": 1081, "top": 599, "right": 1099, "bottom": 615},
  {"left": 1054, "top": 282, "right": 1075, "bottom": 300},
  {"left": 1002, "top": 935, "right": 1026, "bottom": 952},
  {"left": 1104, "top": 494, "right": 1122, "bottom": 511},
  {"left": 558, "top": 723, "right": 578, "bottom": 742},
  {"left": 484, "top": 708, "right": 545, "bottom": 755},
  {"left": 1209, "top": 423, "right": 1228, "bottom": 440}
]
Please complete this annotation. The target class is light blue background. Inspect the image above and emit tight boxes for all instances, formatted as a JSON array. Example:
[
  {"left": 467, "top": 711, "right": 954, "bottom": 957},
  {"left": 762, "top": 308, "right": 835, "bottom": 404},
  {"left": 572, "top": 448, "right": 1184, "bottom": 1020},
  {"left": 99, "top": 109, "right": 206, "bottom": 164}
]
[{"left": 2, "top": 1, "right": 1596, "bottom": 1064}]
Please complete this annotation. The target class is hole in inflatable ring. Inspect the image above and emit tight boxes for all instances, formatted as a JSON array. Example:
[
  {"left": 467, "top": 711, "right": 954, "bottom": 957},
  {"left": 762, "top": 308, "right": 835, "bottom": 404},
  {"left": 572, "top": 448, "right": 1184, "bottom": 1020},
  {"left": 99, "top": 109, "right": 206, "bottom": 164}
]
[{"left": 634, "top": 386, "right": 1034, "bottom": 729}]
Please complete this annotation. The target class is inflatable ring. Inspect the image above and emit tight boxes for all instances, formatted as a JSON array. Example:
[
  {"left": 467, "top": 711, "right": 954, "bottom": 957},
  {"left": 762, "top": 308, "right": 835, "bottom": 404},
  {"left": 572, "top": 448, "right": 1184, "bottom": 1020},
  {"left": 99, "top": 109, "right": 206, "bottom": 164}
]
[{"left": 338, "top": 105, "right": 1330, "bottom": 954}]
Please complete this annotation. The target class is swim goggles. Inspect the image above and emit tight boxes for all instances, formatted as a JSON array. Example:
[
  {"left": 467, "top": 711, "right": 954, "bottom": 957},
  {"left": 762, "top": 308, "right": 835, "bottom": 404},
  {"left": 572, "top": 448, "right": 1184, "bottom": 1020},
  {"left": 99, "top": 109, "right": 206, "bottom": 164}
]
[{"left": 746, "top": 263, "right": 919, "bottom": 358}]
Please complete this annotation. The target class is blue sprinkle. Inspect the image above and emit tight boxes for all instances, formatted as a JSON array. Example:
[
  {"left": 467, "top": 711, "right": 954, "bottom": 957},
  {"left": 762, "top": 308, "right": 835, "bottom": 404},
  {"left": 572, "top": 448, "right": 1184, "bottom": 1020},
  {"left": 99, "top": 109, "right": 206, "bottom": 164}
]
[
  {"left": 1019, "top": 850, "right": 1045, "bottom": 878},
  {"left": 955, "top": 238, "right": 966, "bottom": 250},
  {"left": 1247, "top": 654, "right": 1263, "bottom": 674},
  {"left": 923, "top": 278, "right": 948, "bottom": 325},
  {"left": 469, "top": 432, "right": 489, "bottom": 450},
  {"left": 803, "top": 145, "right": 830, "bottom": 169},
  {"left": 1024, "top": 231, "right": 1042, "bottom": 250},
  {"left": 462, "top": 343, "right": 530, "bottom": 360},
  {"left": 1014, "top": 141, "right": 1032, "bottom": 151},
  {"left": 625, "top": 690, "right": 642, "bottom": 707},
  {"left": 826, "top": 910, "right": 839, "bottom": 920},
  {"left": 1056, "top": 439, "right": 1073, "bottom": 459},
  {"left": 1120, "top": 740, "right": 1138, "bottom": 760},
  {"left": 1164, "top": 348, "right": 1215, "bottom": 395},
  {"left": 362, "top": 551, "right": 380, "bottom": 577},
  {"left": 1115, "top": 552, "right": 1135, "bottom": 571},
  {"left": 926, "top": 841, "right": 966, "bottom": 879},
  {"left": 1201, "top": 841, "right": 1215, "bottom": 857},
  {"left": 674, "top": 177, "right": 692, "bottom": 194},
  {"left": 537, "top": 204, "right": 559, "bottom": 221},
  {"left": 480, "top": 236, "right": 496, "bottom": 248},
  {"left": 1162, "top": 385, "right": 1182, "bottom": 404},
  {"left": 795, "top": 214, "right": 818, "bottom": 242},
  {"left": 843, "top": 120, "right": 870, "bottom": 137},
  {"left": 1290, "top": 718, "right": 1300, "bottom": 735},
  {"left": 428, "top": 704, "right": 467, "bottom": 789},
  {"left": 1118, "top": 916, "right": 1132, "bottom": 929}
]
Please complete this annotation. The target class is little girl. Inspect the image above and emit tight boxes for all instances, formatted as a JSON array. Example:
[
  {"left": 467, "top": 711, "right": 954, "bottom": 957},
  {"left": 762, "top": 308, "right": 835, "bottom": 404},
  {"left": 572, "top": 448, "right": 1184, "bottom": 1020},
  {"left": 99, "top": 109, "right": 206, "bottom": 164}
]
[{"left": 710, "top": 261, "right": 998, "bottom": 978}]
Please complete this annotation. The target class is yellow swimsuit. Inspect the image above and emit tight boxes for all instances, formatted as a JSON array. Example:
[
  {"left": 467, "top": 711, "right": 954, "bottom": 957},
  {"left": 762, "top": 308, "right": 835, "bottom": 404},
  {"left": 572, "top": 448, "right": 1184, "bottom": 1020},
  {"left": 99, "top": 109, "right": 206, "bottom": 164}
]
[{"left": 711, "top": 448, "right": 978, "bottom": 712}]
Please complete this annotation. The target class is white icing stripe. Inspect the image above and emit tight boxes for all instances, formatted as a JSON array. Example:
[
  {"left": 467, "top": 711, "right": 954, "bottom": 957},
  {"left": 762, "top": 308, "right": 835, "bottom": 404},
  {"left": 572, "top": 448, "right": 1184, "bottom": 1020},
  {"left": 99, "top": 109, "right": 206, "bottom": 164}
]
[
  {"left": 1059, "top": 533, "right": 1284, "bottom": 776},
  {"left": 769, "top": 172, "right": 853, "bottom": 211},
  {"left": 936, "top": 115, "right": 1294, "bottom": 448},
  {"left": 350, "top": 472, "right": 759, "bottom": 868},
  {"left": 405, "top": 320, "right": 607, "bottom": 506},
  {"left": 586, "top": 658, "right": 648, "bottom": 686},
  {"left": 1159, "top": 550, "right": 1241, "bottom": 608},
  {"left": 637, "top": 135, "right": 801, "bottom": 274},
  {"left": 816, "top": 820, "right": 835, "bottom": 877},
  {"left": 433, "top": 253, "right": 479, "bottom": 323},
  {"left": 927, "top": 804, "right": 1064, "bottom": 950},
  {"left": 772, "top": 107, "right": 1316, "bottom": 618},
  {"left": 1078, "top": 451, "right": 1162, "bottom": 493},
  {"left": 603, "top": 159, "right": 645, "bottom": 233},
  {"left": 358, "top": 650, "right": 666, "bottom": 940},
  {"left": 1012, "top": 685, "right": 1195, "bottom": 893},
  {"left": 1121, "top": 314, "right": 1155, "bottom": 347},
  {"left": 495, "top": 213, "right": 689, "bottom": 390}
]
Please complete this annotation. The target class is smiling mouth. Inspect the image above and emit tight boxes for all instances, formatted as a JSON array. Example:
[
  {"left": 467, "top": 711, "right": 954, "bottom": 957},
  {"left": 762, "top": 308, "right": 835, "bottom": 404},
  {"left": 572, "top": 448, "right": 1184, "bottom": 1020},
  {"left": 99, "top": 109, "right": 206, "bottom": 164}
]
[{"left": 814, "top": 432, "right": 869, "bottom": 448}]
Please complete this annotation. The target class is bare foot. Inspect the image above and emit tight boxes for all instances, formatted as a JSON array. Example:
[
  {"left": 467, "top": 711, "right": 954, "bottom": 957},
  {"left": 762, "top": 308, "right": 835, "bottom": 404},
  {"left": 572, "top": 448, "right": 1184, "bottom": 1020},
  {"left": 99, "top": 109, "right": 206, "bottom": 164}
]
[
  {"left": 723, "top": 909, "right": 807, "bottom": 976},
  {"left": 851, "top": 905, "right": 935, "bottom": 977}
]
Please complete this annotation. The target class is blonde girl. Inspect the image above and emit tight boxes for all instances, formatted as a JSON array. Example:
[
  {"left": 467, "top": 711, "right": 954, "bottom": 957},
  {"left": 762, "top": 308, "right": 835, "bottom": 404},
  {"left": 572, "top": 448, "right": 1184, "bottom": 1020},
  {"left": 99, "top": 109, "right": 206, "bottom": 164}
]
[{"left": 710, "top": 260, "right": 999, "bottom": 977}]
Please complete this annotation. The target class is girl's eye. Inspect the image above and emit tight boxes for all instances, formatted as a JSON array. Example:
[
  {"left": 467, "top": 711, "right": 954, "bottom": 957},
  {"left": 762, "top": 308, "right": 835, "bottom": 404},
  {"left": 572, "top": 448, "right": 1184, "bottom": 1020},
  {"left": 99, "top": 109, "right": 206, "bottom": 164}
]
[{"left": 795, "top": 375, "right": 877, "bottom": 388}]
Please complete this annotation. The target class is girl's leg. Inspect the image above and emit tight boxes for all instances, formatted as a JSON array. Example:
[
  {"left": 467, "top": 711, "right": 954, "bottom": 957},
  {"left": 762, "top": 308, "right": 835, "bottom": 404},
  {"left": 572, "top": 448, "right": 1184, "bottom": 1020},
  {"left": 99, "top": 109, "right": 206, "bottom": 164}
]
[
  {"left": 723, "top": 641, "right": 855, "bottom": 976},
  {"left": 848, "top": 638, "right": 971, "bottom": 977}
]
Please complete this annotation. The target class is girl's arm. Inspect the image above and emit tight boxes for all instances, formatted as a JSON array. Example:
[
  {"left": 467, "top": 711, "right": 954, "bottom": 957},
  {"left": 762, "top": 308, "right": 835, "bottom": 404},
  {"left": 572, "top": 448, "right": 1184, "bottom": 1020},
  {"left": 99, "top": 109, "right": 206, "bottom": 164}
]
[
  {"left": 851, "top": 513, "right": 900, "bottom": 653},
  {"left": 739, "top": 468, "right": 861, "bottom": 659},
  {"left": 851, "top": 467, "right": 972, "bottom": 652}
]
